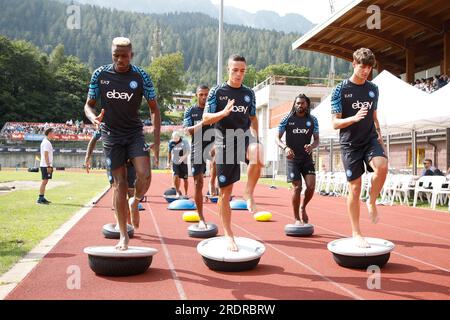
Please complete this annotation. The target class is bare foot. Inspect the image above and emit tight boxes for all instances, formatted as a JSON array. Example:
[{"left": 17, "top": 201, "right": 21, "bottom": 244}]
[
  {"left": 295, "top": 219, "right": 304, "bottom": 226},
  {"left": 115, "top": 235, "right": 129, "bottom": 251},
  {"left": 353, "top": 234, "right": 370, "bottom": 248},
  {"left": 366, "top": 198, "right": 380, "bottom": 224},
  {"left": 243, "top": 193, "right": 257, "bottom": 214},
  {"left": 198, "top": 220, "right": 207, "bottom": 230},
  {"left": 226, "top": 236, "right": 239, "bottom": 252},
  {"left": 300, "top": 208, "right": 309, "bottom": 223},
  {"left": 128, "top": 197, "right": 140, "bottom": 229}
]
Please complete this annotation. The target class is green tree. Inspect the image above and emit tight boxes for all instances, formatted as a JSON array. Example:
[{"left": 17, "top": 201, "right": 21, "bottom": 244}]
[
  {"left": 257, "top": 63, "right": 310, "bottom": 86},
  {"left": 49, "top": 44, "right": 66, "bottom": 73},
  {"left": 146, "top": 52, "right": 186, "bottom": 117}
]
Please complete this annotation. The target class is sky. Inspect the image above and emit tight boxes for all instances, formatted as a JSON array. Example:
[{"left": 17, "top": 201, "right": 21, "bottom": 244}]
[{"left": 211, "top": 0, "right": 354, "bottom": 24}]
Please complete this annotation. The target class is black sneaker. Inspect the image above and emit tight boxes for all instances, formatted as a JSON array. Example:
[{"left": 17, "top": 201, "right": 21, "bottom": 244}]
[
  {"left": 42, "top": 198, "right": 51, "bottom": 204},
  {"left": 36, "top": 198, "right": 49, "bottom": 205}
]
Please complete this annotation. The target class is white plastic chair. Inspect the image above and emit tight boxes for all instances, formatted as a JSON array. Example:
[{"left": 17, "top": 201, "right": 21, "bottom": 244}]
[{"left": 413, "top": 176, "right": 447, "bottom": 209}]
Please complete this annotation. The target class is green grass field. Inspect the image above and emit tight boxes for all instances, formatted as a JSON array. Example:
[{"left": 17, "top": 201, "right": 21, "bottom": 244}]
[{"left": 0, "top": 169, "right": 109, "bottom": 276}]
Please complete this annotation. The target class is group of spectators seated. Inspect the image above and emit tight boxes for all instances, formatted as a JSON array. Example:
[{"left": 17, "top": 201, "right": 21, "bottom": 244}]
[
  {"left": 412, "top": 74, "right": 449, "bottom": 93},
  {"left": 1, "top": 121, "right": 97, "bottom": 137}
]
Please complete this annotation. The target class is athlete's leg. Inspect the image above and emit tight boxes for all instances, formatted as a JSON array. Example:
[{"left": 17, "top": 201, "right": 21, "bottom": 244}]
[
  {"left": 183, "top": 178, "right": 188, "bottom": 196},
  {"left": 244, "top": 142, "right": 264, "bottom": 213},
  {"left": 367, "top": 156, "right": 388, "bottom": 224},
  {"left": 193, "top": 173, "right": 206, "bottom": 229},
  {"left": 347, "top": 177, "right": 369, "bottom": 248},
  {"left": 291, "top": 180, "right": 302, "bottom": 224},
  {"left": 173, "top": 174, "right": 181, "bottom": 196},
  {"left": 300, "top": 174, "right": 316, "bottom": 223},
  {"left": 218, "top": 183, "right": 237, "bottom": 251},
  {"left": 111, "top": 165, "right": 129, "bottom": 250},
  {"left": 129, "top": 156, "right": 151, "bottom": 229}
]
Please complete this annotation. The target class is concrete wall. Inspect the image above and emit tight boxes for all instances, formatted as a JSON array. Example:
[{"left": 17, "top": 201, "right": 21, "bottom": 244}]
[{"left": 0, "top": 153, "right": 168, "bottom": 170}]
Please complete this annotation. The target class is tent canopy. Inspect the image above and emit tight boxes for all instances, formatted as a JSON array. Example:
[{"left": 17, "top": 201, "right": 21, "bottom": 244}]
[{"left": 312, "top": 70, "right": 435, "bottom": 138}]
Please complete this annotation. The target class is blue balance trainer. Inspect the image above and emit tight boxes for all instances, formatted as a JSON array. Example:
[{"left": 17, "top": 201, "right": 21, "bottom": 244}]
[
  {"left": 230, "top": 199, "right": 247, "bottom": 210},
  {"left": 168, "top": 198, "right": 197, "bottom": 210}
]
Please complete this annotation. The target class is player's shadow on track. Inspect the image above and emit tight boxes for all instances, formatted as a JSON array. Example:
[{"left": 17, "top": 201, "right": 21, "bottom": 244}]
[
  {"left": 176, "top": 266, "right": 354, "bottom": 300},
  {"left": 297, "top": 263, "right": 450, "bottom": 299},
  {"left": 93, "top": 267, "right": 178, "bottom": 285},
  {"left": 133, "top": 233, "right": 201, "bottom": 248}
]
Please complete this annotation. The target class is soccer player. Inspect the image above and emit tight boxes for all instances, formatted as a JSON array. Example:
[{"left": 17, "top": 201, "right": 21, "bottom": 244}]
[
  {"left": 84, "top": 37, "right": 161, "bottom": 250},
  {"left": 331, "top": 48, "right": 388, "bottom": 248}
]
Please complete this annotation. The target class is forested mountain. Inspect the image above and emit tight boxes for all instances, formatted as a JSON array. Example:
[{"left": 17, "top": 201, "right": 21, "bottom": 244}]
[
  {"left": 58, "top": 0, "right": 316, "bottom": 34},
  {"left": 0, "top": 0, "right": 351, "bottom": 87}
]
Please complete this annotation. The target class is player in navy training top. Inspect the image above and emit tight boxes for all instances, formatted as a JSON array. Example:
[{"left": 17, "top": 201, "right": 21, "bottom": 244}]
[
  {"left": 183, "top": 85, "right": 217, "bottom": 230},
  {"left": 276, "top": 94, "right": 319, "bottom": 226},
  {"left": 331, "top": 48, "right": 388, "bottom": 248},
  {"left": 167, "top": 131, "right": 190, "bottom": 197},
  {"left": 203, "top": 54, "right": 264, "bottom": 252},
  {"left": 84, "top": 37, "right": 161, "bottom": 250}
]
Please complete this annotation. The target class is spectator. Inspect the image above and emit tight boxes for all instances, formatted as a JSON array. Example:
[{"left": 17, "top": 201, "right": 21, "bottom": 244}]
[{"left": 421, "top": 159, "right": 443, "bottom": 176}]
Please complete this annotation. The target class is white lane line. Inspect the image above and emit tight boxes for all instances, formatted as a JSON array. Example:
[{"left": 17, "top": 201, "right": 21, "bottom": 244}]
[
  {"left": 265, "top": 206, "right": 450, "bottom": 274},
  {"left": 145, "top": 202, "right": 187, "bottom": 300},
  {"left": 202, "top": 206, "right": 364, "bottom": 300}
]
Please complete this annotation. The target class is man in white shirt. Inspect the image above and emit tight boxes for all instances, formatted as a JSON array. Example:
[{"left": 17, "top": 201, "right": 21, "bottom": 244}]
[{"left": 37, "top": 128, "right": 54, "bottom": 204}]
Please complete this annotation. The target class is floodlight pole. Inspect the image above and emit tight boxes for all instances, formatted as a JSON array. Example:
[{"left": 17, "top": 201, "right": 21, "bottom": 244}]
[{"left": 217, "top": 0, "right": 224, "bottom": 85}]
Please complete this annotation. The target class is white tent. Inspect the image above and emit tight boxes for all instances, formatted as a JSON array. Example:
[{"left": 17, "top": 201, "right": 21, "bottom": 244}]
[
  {"left": 426, "top": 84, "right": 450, "bottom": 130},
  {"left": 311, "top": 70, "right": 433, "bottom": 174}
]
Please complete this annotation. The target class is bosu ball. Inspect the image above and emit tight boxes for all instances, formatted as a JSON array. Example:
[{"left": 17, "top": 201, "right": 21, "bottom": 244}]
[
  {"left": 327, "top": 237, "right": 395, "bottom": 269},
  {"left": 284, "top": 223, "right": 314, "bottom": 237},
  {"left": 197, "top": 236, "right": 265, "bottom": 272},
  {"left": 84, "top": 246, "right": 158, "bottom": 276},
  {"left": 188, "top": 223, "right": 218, "bottom": 238},
  {"left": 168, "top": 199, "right": 197, "bottom": 210},
  {"left": 164, "top": 187, "right": 177, "bottom": 196},
  {"left": 230, "top": 199, "right": 247, "bottom": 210},
  {"left": 102, "top": 223, "right": 134, "bottom": 239},
  {"left": 206, "top": 193, "right": 219, "bottom": 203},
  {"left": 163, "top": 187, "right": 178, "bottom": 203}
]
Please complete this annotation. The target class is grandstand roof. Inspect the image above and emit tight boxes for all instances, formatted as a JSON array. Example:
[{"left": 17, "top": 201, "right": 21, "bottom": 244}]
[{"left": 292, "top": 0, "right": 450, "bottom": 78}]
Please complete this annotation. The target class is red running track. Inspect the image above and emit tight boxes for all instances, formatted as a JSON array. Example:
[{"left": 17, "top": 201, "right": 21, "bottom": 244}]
[{"left": 6, "top": 173, "right": 450, "bottom": 300}]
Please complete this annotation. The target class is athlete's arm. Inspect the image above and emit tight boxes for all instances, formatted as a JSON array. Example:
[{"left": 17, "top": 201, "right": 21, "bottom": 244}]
[
  {"left": 202, "top": 99, "right": 234, "bottom": 126},
  {"left": 148, "top": 99, "right": 161, "bottom": 167},
  {"left": 85, "top": 136, "right": 99, "bottom": 173},
  {"left": 332, "top": 108, "right": 367, "bottom": 130},
  {"left": 167, "top": 143, "right": 172, "bottom": 168},
  {"left": 305, "top": 133, "right": 320, "bottom": 154},
  {"left": 44, "top": 150, "right": 53, "bottom": 174},
  {"left": 373, "top": 110, "right": 386, "bottom": 152},
  {"left": 275, "top": 132, "right": 286, "bottom": 150},
  {"left": 249, "top": 115, "right": 259, "bottom": 141},
  {"left": 276, "top": 131, "right": 294, "bottom": 159},
  {"left": 84, "top": 98, "right": 105, "bottom": 127}
]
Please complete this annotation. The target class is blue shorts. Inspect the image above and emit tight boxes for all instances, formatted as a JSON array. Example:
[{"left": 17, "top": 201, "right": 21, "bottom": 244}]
[
  {"left": 103, "top": 133, "right": 150, "bottom": 171},
  {"left": 106, "top": 162, "right": 136, "bottom": 188},
  {"left": 341, "top": 138, "right": 387, "bottom": 181},
  {"left": 286, "top": 158, "right": 315, "bottom": 183},
  {"left": 40, "top": 167, "right": 53, "bottom": 180},
  {"left": 172, "top": 163, "right": 188, "bottom": 179},
  {"left": 215, "top": 132, "right": 258, "bottom": 188}
]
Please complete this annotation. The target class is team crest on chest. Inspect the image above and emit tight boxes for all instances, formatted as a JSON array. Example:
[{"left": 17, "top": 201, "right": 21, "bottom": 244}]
[{"left": 129, "top": 81, "right": 138, "bottom": 89}]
